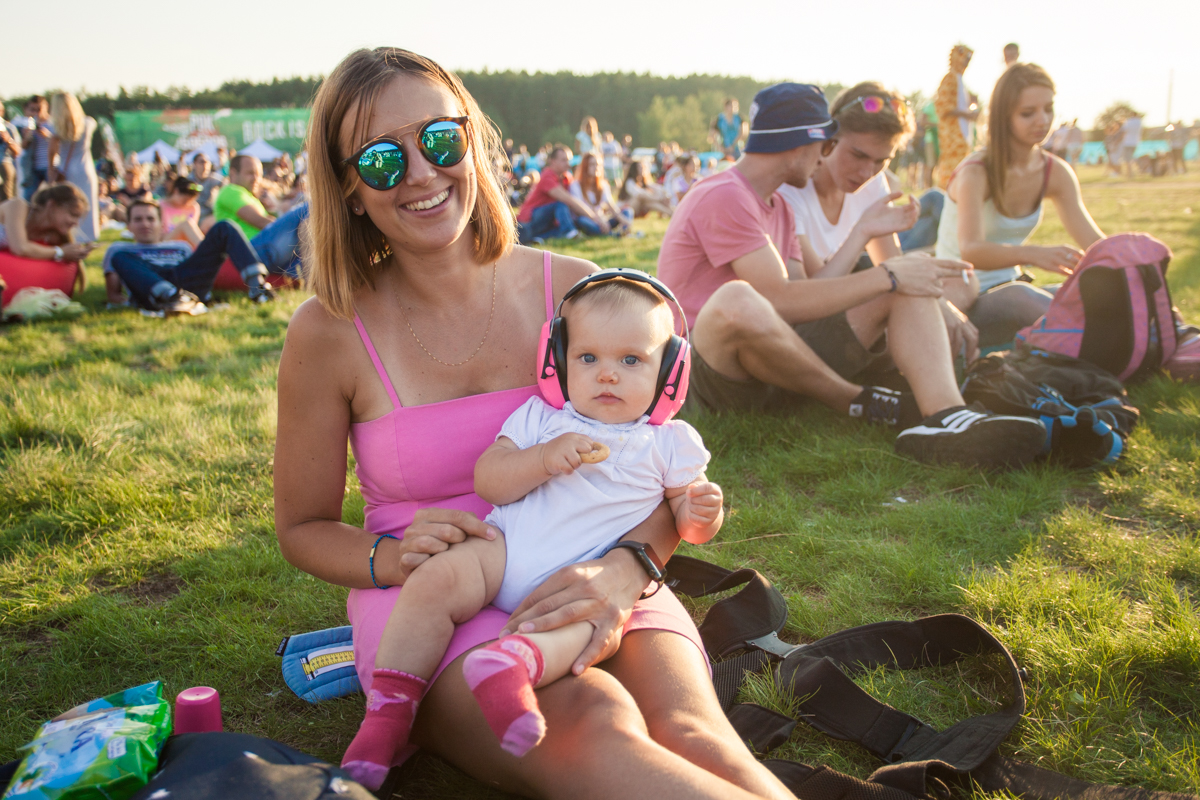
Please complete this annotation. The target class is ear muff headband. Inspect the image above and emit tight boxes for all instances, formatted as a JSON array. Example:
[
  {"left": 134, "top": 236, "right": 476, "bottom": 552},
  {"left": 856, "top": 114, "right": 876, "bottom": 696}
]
[{"left": 538, "top": 268, "right": 690, "bottom": 423}]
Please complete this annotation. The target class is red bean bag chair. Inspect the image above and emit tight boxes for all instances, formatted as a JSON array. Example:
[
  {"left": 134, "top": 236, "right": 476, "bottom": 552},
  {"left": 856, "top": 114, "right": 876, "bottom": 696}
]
[
  {"left": 212, "top": 258, "right": 300, "bottom": 291},
  {"left": 0, "top": 251, "right": 81, "bottom": 308}
]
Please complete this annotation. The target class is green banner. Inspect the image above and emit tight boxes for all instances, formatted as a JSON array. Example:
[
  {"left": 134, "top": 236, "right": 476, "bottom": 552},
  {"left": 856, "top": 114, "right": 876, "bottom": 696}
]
[{"left": 112, "top": 108, "right": 310, "bottom": 154}]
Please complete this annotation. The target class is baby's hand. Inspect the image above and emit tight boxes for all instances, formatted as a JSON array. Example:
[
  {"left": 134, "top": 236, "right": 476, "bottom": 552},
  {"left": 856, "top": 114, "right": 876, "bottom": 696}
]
[
  {"left": 683, "top": 481, "right": 723, "bottom": 526},
  {"left": 541, "top": 433, "right": 596, "bottom": 476}
]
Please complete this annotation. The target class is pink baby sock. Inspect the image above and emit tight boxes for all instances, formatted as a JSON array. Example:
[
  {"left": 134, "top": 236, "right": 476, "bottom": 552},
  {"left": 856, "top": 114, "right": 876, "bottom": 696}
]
[
  {"left": 341, "top": 669, "right": 428, "bottom": 790},
  {"left": 463, "top": 635, "right": 547, "bottom": 757}
]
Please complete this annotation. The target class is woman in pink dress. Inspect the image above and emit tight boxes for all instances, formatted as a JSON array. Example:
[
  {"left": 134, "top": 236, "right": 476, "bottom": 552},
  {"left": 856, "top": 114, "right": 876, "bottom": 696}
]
[{"left": 273, "top": 47, "right": 794, "bottom": 800}]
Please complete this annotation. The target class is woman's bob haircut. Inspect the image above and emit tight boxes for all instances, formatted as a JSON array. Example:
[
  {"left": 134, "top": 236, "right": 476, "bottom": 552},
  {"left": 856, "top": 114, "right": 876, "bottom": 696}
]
[{"left": 304, "top": 47, "right": 515, "bottom": 320}]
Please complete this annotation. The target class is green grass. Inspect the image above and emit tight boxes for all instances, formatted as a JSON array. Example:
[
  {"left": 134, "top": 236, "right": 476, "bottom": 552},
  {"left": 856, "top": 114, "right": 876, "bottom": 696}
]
[{"left": 2, "top": 166, "right": 1198, "bottom": 797}]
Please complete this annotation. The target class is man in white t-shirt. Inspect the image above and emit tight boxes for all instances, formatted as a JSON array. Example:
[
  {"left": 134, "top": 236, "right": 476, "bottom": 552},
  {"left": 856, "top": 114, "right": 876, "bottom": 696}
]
[{"left": 1120, "top": 113, "right": 1143, "bottom": 178}]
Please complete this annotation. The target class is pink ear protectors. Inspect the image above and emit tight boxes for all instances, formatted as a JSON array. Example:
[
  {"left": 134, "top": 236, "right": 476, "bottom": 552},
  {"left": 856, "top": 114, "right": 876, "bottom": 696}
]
[{"left": 537, "top": 268, "right": 690, "bottom": 425}]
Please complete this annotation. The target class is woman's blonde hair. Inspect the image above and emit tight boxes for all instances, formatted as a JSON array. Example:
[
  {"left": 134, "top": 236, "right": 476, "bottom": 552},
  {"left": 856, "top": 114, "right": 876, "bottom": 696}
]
[
  {"left": 304, "top": 47, "right": 514, "bottom": 320},
  {"left": 50, "top": 92, "right": 85, "bottom": 143},
  {"left": 984, "top": 63, "right": 1055, "bottom": 217},
  {"left": 829, "top": 82, "right": 915, "bottom": 145}
]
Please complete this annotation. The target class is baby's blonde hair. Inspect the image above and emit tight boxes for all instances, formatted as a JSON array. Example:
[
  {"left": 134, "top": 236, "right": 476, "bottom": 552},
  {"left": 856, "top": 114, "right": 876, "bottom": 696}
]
[{"left": 566, "top": 277, "right": 675, "bottom": 350}]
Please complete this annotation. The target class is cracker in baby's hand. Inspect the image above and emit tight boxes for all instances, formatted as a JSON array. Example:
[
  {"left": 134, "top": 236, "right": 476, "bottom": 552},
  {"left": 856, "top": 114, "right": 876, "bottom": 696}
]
[{"left": 580, "top": 441, "right": 610, "bottom": 464}]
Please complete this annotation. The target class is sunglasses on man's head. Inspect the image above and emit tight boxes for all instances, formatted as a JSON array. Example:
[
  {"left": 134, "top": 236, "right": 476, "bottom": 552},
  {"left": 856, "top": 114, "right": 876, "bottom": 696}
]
[
  {"left": 846, "top": 95, "right": 907, "bottom": 116},
  {"left": 343, "top": 116, "right": 470, "bottom": 190}
]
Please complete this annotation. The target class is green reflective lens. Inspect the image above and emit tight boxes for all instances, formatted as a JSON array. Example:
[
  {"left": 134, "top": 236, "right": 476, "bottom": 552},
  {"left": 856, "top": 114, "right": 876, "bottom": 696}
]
[
  {"left": 358, "top": 142, "right": 405, "bottom": 189},
  {"left": 421, "top": 121, "right": 468, "bottom": 166}
]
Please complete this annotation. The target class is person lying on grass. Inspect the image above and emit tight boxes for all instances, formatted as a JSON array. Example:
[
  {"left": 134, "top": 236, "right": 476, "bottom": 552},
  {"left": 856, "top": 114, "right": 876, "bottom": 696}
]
[
  {"left": 103, "top": 199, "right": 276, "bottom": 315},
  {"left": 341, "top": 275, "right": 723, "bottom": 788},
  {"left": 276, "top": 46, "right": 796, "bottom": 800}
]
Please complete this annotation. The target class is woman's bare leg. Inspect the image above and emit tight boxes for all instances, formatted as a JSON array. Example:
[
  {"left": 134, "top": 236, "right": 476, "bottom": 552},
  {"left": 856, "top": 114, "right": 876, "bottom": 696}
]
[
  {"left": 413, "top": 647, "right": 781, "bottom": 800},
  {"left": 603, "top": 630, "right": 796, "bottom": 800}
]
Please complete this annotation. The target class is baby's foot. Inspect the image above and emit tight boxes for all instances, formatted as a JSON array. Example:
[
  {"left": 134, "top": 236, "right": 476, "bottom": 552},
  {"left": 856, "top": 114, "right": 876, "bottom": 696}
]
[
  {"left": 463, "top": 635, "right": 546, "bottom": 756},
  {"left": 341, "top": 669, "right": 427, "bottom": 789}
]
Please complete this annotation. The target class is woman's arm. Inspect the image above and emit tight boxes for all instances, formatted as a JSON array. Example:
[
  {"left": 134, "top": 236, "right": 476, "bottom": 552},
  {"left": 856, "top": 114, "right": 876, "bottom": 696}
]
[
  {"left": 48, "top": 137, "right": 60, "bottom": 183},
  {"left": 954, "top": 163, "right": 1080, "bottom": 275},
  {"left": 1047, "top": 156, "right": 1104, "bottom": 249},
  {"left": 274, "top": 299, "right": 497, "bottom": 589}
]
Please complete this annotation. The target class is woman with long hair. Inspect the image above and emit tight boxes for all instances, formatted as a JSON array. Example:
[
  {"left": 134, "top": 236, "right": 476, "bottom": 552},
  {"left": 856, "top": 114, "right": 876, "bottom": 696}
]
[
  {"left": 777, "top": 82, "right": 980, "bottom": 361},
  {"left": 0, "top": 183, "right": 96, "bottom": 293},
  {"left": 569, "top": 152, "right": 629, "bottom": 235},
  {"left": 936, "top": 63, "right": 1104, "bottom": 344},
  {"left": 619, "top": 160, "right": 673, "bottom": 218},
  {"left": 575, "top": 115, "right": 600, "bottom": 157},
  {"left": 47, "top": 92, "right": 99, "bottom": 241},
  {"left": 274, "top": 47, "right": 794, "bottom": 800}
]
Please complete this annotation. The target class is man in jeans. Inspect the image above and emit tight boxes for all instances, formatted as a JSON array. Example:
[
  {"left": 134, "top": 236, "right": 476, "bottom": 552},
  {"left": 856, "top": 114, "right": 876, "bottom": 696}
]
[
  {"left": 516, "top": 146, "right": 607, "bottom": 243},
  {"left": 105, "top": 200, "right": 276, "bottom": 315},
  {"left": 20, "top": 96, "right": 53, "bottom": 201},
  {"left": 657, "top": 83, "right": 1046, "bottom": 470}
]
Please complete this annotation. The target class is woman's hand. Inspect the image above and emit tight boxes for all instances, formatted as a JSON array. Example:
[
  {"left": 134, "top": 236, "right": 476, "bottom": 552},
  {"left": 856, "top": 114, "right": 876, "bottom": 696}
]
[
  {"left": 1027, "top": 245, "right": 1083, "bottom": 276},
  {"left": 390, "top": 508, "right": 498, "bottom": 581},
  {"left": 62, "top": 243, "right": 96, "bottom": 262},
  {"left": 882, "top": 253, "right": 971, "bottom": 297},
  {"left": 857, "top": 192, "right": 920, "bottom": 240},
  {"left": 501, "top": 548, "right": 647, "bottom": 674}
]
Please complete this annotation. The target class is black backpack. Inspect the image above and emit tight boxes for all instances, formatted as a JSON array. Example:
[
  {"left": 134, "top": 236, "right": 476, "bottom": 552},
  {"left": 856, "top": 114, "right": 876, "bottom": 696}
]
[
  {"left": 961, "top": 349, "right": 1139, "bottom": 467},
  {"left": 664, "top": 556, "right": 1196, "bottom": 800}
]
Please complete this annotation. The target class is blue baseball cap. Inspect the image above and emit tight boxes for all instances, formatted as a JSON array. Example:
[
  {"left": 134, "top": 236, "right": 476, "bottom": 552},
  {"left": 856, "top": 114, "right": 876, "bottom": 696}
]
[{"left": 744, "top": 83, "right": 838, "bottom": 154}]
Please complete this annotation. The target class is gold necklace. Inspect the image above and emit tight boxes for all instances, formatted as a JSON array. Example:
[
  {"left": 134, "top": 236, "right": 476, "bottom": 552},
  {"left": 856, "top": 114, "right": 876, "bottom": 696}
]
[{"left": 393, "top": 264, "right": 497, "bottom": 367}]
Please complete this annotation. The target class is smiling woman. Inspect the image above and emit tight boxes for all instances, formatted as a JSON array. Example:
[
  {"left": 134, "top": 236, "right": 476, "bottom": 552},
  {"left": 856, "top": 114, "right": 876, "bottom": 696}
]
[{"left": 274, "top": 47, "right": 796, "bottom": 799}]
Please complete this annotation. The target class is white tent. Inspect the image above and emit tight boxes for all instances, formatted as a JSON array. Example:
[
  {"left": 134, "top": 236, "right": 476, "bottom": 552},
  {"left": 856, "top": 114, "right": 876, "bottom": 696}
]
[
  {"left": 182, "top": 143, "right": 222, "bottom": 166},
  {"left": 136, "top": 139, "right": 181, "bottom": 165},
  {"left": 238, "top": 138, "right": 284, "bottom": 161}
]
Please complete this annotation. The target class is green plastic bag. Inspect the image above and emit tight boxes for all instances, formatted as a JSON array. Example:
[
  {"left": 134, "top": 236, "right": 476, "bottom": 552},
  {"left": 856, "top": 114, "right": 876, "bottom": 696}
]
[{"left": 4, "top": 682, "right": 171, "bottom": 800}]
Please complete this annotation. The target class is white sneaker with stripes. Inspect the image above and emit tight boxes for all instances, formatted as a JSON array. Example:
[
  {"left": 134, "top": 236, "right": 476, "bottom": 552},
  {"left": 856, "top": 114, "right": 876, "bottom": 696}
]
[{"left": 894, "top": 405, "right": 1046, "bottom": 469}]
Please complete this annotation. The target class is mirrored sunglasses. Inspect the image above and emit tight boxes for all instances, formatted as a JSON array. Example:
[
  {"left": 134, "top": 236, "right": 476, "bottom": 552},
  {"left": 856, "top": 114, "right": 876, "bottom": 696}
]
[
  {"left": 344, "top": 116, "right": 470, "bottom": 190},
  {"left": 847, "top": 95, "right": 907, "bottom": 116}
]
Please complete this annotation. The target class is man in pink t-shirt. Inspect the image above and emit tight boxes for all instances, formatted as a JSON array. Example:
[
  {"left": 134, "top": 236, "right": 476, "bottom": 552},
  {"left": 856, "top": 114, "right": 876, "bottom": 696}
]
[{"left": 658, "top": 83, "right": 1046, "bottom": 470}]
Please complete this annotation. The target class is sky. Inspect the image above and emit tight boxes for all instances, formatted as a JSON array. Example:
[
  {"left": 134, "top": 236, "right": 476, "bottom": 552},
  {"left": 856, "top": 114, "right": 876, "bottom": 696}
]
[{"left": 5, "top": 0, "right": 1199, "bottom": 129}]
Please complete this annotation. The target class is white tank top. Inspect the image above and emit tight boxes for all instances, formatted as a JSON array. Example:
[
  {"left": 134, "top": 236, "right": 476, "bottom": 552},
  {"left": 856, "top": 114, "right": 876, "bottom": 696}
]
[{"left": 935, "top": 156, "right": 1050, "bottom": 292}]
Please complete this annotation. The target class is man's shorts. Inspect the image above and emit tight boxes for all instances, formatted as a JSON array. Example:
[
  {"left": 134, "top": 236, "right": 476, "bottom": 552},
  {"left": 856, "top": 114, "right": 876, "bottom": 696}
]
[{"left": 682, "top": 311, "right": 886, "bottom": 414}]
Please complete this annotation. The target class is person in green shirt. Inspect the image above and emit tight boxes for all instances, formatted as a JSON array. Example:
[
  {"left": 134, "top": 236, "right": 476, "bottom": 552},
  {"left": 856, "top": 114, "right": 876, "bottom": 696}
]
[{"left": 213, "top": 155, "right": 274, "bottom": 239}]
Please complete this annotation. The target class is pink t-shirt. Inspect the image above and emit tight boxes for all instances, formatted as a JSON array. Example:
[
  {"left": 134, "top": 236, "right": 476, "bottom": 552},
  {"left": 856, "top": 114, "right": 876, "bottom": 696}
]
[{"left": 657, "top": 168, "right": 803, "bottom": 327}]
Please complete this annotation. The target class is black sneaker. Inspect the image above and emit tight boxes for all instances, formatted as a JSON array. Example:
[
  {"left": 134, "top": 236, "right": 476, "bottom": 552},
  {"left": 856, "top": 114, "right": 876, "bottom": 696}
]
[
  {"left": 248, "top": 281, "right": 277, "bottom": 304},
  {"left": 894, "top": 405, "right": 1047, "bottom": 469},
  {"left": 158, "top": 289, "right": 207, "bottom": 317},
  {"left": 849, "top": 386, "right": 922, "bottom": 428}
]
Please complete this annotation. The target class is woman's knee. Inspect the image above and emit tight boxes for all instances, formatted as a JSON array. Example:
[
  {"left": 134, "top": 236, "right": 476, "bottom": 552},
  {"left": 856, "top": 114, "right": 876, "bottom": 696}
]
[{"left": 645, "top": 708, "right": 747, "bottom": 771}]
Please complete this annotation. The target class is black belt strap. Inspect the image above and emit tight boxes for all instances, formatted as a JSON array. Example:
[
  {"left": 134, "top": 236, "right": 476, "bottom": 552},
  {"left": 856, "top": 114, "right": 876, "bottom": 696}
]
[{"left": 663, "top": 557, "right": 1198, "bottom": 800}]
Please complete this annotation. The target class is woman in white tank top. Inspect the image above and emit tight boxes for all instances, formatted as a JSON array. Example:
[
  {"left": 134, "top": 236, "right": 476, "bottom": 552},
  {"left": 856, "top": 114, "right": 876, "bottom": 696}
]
[{"left": 938, "top": 63, "right": 1104, "bottom": 345}]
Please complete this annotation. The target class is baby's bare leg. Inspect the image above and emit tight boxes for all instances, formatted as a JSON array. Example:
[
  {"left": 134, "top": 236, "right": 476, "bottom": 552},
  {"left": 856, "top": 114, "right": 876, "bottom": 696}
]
[
  {"left": 376, "top": 534, "right": 507, "bottom": 677},
  {"left": 523, "top": 622, "right": 595, "bottom": 686},
  {"left": 343, "top": 534, "right": 505, "bottom": 789}
]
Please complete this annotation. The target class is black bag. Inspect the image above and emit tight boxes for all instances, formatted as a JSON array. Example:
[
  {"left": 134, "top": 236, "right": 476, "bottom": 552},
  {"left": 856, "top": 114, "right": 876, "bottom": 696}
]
[
  {"left": 961, "top": 349, "right": 1139, "bottom": 467},
  {"left": 128, "top": 732, "right": 374, "bottom": 800},
  {"left": 664, "top": 556, "right": 1197, "bottom": 800}
]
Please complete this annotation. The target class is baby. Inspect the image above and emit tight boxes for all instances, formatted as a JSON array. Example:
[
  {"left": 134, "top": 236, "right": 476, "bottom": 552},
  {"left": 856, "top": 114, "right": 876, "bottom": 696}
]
[{"left": 341, "top": 272, "right": 724, "bottom": 788}]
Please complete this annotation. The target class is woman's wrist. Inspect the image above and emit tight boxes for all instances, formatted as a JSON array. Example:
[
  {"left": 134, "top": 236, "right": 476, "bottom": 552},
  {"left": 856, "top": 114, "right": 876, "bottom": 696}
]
[
  {"left": 601, "top": 546, "right": 651, "bottom": 603},
  {"left": 877, "top": 263, "right": 898, "bottom": 293},
  {"left": 372, "top": 535, "right": 406, "bottom": 587}
]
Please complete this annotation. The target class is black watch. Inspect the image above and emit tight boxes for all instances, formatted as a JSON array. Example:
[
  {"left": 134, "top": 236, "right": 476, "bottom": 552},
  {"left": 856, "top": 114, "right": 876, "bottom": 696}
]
[{"left": 605, "top": 541, "right": 665, "bottom": 598}]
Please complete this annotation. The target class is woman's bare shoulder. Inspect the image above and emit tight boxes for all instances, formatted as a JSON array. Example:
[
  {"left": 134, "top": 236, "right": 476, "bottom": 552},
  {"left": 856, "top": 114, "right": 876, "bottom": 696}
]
[
  {"left": 1045, "top": 152, "right": 1081, "bottom": 197},
  {"left": 509, "top": 244, "right": 599, "bottom": 304},
  {"left": 284, "top": 295, "right": 360, "bottom": 359}
]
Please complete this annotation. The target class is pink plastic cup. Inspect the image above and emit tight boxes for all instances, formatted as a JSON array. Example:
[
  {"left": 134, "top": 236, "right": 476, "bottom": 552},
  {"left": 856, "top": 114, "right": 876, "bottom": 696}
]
[{"left": 174, "top": 686, "right": 223, "bottom": 734}]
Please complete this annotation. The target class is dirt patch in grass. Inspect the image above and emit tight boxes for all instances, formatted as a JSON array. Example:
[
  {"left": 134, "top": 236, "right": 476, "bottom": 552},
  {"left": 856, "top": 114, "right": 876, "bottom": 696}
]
[{"left": 88, "top": 571, "right": 183, "bottom": 603}]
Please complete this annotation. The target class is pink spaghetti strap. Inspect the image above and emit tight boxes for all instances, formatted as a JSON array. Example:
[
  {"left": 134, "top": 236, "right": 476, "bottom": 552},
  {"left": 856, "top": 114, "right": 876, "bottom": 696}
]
[
  {"left": 352, "top": 314, "right": 402, "bottom": 410},
  {"left": 543, "top": 251, "right": 554, "bottom": 321}
]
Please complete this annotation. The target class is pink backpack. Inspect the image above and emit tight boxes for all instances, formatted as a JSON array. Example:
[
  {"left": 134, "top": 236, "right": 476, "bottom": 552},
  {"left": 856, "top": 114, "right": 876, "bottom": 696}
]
[{"left": 1016, "top": 233, "right": 1177, "bottom": 382}]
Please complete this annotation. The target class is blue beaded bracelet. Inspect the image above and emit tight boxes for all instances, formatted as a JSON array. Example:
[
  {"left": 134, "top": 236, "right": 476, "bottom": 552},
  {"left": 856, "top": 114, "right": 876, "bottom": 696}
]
[
  {"left": 369, "top": 534, "right": 399, "bottom": 589},
  {"left": 881, "top": 265, "right": 898, "bottom": 293}
]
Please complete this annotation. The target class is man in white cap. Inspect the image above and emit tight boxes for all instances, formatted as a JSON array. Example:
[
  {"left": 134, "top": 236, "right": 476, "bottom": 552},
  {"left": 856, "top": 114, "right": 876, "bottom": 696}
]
[{"left": 657, "top": 82, "right": 1046, "bottom": 469}]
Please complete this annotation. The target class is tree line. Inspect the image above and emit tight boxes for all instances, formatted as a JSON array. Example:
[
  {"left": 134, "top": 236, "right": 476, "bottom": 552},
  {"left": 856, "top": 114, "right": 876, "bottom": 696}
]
[{"left": 59, "top": 71, "right": 840, "bottom": 151}]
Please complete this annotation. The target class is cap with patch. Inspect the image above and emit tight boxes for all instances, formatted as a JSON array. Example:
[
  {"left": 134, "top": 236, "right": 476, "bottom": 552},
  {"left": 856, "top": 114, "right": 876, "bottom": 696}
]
[{"left": 744, "top": 83, "right": 839, "bottom": 154}]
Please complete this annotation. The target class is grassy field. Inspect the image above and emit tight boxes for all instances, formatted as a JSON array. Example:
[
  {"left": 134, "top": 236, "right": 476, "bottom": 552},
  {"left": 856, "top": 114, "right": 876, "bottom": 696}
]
[{"left": 1, "top": 166, "right": 1198, "bottom": 797}]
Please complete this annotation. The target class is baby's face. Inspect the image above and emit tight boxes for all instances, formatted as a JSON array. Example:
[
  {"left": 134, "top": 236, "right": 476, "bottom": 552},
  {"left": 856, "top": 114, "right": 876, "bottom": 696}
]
[{"left": 564, "top": 302, "right": 669, "bottom": 425}]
